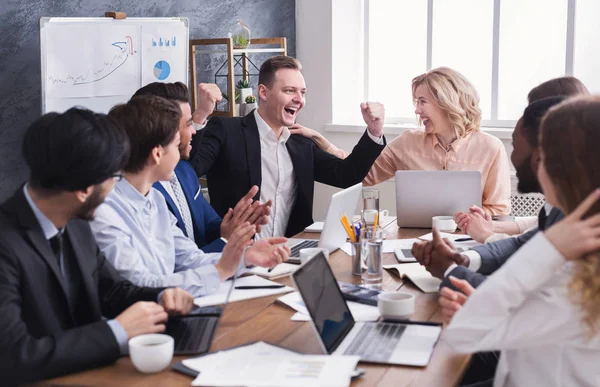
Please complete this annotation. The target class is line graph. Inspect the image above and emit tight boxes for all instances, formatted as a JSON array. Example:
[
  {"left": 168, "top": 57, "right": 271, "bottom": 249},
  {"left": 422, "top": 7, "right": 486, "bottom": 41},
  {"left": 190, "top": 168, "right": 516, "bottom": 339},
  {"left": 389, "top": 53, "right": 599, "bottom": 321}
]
[{"left": 47, "top": 36, "right": 135, "bottom": 86}]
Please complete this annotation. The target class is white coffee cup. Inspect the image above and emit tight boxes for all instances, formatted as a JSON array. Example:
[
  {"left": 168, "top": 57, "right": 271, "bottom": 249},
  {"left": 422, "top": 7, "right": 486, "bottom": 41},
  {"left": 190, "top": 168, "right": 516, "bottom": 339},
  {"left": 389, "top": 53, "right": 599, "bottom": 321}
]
[
  {"left": 299, "top": 247, "right": 329, "bottom": 263},
  {"left": 128, "top": 333, "right": 174, "bottom": 374},
  {"left": 432, "top": 216, "right": 457, "bottom": 233},
  {"left": 378, "top": 292, "right": 415, "bottom": 320}
]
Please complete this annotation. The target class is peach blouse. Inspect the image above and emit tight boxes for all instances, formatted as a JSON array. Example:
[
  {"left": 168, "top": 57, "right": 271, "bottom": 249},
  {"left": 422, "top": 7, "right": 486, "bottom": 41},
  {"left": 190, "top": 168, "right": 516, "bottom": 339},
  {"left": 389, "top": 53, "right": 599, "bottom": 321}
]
[{"left": 363, "top": 130, "right": 511, "bottom": 215}]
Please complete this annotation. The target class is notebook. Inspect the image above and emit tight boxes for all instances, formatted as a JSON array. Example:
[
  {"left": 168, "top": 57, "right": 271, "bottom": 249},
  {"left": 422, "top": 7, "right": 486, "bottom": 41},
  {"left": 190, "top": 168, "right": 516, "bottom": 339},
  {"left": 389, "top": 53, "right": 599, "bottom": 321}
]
[
  {"left": 382, "top": 263, "right": 442, "bottom": 293},
  {"left": 248, "top": 263, "right": 300, "bottom": 280}
]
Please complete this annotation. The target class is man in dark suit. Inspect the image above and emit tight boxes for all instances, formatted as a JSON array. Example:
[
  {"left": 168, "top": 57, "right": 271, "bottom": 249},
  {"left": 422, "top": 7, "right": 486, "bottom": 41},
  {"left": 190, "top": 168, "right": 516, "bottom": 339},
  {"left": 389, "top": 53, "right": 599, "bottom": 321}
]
[
  {"left": 0, "top": 108, "right": 195, "bottom": 385},
  {"left": 412, "top": 97, "right": 566, "bottom": 288},
  {"left": 190, "top": 55, "right": 387, "bottom": 238},
  {"left": 132, "top": 82, "right": 270, "bottom": 253}
]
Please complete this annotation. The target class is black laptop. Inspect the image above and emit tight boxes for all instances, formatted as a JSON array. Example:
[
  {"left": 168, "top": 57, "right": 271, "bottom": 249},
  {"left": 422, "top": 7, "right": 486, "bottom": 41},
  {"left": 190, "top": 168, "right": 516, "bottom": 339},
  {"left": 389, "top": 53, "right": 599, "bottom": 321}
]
[{"left": 165, "top": 305, "right": 222, "bottom": 355}]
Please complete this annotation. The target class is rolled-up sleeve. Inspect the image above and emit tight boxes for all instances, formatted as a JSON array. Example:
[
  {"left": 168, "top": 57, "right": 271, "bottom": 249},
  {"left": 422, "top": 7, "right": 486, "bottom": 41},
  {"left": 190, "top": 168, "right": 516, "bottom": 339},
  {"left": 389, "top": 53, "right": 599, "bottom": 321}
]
[{"left": 481, "top": 145, "right": 511, "bottom": 216}]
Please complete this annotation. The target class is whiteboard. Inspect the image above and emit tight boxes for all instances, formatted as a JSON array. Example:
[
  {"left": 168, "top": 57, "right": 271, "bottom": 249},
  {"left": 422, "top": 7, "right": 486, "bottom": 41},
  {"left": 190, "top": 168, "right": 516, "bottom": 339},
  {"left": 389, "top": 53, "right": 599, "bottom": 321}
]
[{"left": 40, "top": 17, "right": 189, "bottom": 114}]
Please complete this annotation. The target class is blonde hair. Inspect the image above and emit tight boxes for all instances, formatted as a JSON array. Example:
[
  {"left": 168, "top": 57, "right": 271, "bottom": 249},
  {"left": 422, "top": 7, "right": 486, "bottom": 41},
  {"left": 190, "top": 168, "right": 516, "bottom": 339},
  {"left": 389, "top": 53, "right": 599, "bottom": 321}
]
[
  {"left": 540, "top": 95, "right": 600, "bottom": 334},
  {"left": 412, "top": 67, "right": 482, "bottom": 138}
]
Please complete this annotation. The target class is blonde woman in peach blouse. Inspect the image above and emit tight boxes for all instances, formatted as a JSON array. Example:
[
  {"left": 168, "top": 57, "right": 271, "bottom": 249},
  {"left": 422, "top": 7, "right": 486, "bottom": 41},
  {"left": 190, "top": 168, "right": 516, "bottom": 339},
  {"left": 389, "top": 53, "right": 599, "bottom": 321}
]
[{"left": 363, "top": 67, "right": 511, "bottom": 216}]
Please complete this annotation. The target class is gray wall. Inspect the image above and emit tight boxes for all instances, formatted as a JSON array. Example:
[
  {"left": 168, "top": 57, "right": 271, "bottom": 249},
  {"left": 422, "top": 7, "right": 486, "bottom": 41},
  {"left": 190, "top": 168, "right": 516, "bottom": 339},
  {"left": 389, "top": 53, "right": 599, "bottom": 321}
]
[{"left": 0, "top": 0, "right": 295, "bottom": 201}]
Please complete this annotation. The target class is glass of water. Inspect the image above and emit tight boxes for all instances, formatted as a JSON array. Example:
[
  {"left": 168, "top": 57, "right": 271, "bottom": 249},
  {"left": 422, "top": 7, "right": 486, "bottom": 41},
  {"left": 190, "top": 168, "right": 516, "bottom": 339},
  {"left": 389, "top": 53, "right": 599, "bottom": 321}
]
[
  {"left": 360, "top": 227, "right": 384, "bottom": 289},
  {"left": 361, "top": 187, "right": 380, "bottom": 229}
]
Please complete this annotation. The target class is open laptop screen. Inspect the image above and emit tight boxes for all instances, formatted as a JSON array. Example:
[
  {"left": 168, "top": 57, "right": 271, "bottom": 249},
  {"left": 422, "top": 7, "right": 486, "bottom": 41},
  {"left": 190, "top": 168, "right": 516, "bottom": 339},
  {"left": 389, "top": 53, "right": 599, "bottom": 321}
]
[{"left": 293, "top": 253, "right": 354, "bottom": 353}]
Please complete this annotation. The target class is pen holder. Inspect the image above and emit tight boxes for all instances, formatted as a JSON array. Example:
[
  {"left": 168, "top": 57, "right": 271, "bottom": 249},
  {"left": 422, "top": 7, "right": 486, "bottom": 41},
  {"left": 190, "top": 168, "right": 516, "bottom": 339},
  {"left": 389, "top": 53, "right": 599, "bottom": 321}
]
[{"left": 350, "top": 241, "right": 362, "bottom": 276}]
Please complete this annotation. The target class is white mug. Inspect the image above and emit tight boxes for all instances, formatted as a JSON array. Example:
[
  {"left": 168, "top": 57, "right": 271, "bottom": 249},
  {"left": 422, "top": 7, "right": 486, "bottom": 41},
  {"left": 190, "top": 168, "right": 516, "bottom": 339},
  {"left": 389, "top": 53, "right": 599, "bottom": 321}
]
[
  {"left": 299, "top": 247, "right": 329, "bottom": 264},
  {"left": 378, "top": 292, "right": 415, "bottom": 320},
  {"left": 129, "top": 333, "right": 174, "bottom": 374},
  {"left": 432, "top": 216, "right": 457, "bottom": 233}
]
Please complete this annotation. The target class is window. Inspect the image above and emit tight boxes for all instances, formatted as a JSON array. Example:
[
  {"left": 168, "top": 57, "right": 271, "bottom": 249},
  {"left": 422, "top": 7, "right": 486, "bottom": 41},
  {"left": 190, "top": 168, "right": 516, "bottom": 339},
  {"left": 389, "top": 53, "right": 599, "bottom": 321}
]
[{"left": 332, "top": 0, "right": 599, "bottom": 128}]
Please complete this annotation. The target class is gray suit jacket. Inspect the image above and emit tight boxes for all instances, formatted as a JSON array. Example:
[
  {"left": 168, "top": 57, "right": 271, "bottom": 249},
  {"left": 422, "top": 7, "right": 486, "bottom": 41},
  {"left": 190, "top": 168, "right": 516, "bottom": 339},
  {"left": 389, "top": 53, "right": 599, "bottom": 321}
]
[{"left": 442, "top": 207, "right": 564, "bottom": 289}]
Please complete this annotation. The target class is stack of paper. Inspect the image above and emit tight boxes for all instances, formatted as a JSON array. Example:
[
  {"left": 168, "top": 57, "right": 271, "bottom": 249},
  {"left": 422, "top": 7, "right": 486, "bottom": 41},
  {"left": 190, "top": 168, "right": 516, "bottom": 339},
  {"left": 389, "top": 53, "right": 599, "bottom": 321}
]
[
  {"left": 183, "top": 341, "right": 360, "bottom": 387},
  {"left": 277, "top": 292, "right": 380, "bottom": 322}
]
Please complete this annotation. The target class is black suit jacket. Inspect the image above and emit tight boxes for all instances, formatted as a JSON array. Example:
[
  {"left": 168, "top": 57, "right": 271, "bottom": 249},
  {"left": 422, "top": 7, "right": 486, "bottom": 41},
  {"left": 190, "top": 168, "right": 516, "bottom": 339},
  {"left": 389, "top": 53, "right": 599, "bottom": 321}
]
[
  {"left": 0, "top": 188, "right": 164, "bottom": 385},
  {"left": 442, "top": 206, "right": 564, "bottom": 289},
  {"left": 190, "top": 112, "right": 386, "bottom": 237}
]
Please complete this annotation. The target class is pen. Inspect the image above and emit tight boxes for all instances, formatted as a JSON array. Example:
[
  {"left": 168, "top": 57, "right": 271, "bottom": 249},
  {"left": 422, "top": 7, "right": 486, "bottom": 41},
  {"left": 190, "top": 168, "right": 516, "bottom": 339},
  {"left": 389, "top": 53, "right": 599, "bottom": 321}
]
[
  {"left": 382, "top": 318, "right": 442, "bottom": 327},
  {"left": 454, "top": 237, "right": 474, "bottom": 242},
  {"left": 234, "top": 285, "right": 285, "bottom": 289}
]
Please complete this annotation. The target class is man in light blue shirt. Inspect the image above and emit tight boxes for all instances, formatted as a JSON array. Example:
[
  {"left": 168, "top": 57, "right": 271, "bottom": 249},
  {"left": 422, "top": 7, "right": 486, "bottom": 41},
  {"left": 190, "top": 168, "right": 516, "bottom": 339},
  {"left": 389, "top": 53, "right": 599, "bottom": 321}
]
[
  {"left": 0, "top": 108, "right": 194, "bottom": 384},
  {"left": 91, "top": 95, "right": 290, "bottom": 297}
]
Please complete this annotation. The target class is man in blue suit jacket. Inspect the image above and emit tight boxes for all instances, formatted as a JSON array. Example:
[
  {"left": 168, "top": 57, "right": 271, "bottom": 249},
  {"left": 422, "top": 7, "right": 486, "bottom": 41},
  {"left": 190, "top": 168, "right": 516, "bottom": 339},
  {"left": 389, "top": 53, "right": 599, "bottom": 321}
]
[{"left": 134, "top": 82, "right": 270, "bottom": 253}]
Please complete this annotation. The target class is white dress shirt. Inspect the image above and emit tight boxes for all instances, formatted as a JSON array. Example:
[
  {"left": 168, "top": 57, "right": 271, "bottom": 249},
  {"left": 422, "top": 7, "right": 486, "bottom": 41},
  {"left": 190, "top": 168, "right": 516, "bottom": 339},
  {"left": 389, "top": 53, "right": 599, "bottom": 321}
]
[
  {"left": 444, "top": 233, "right": 600, "bottom": 387},
  {"left": 254, "top": 109, "right": 297, "bottom": 239},
  {"left": 253, "top": 109, "right": 384, "bottom": 238}
]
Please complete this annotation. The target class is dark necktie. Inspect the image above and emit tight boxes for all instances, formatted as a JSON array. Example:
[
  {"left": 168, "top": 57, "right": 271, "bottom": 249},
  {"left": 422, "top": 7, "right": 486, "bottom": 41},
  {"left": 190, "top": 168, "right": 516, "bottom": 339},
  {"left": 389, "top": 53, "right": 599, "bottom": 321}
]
[
  {"left": 538, "top": 207, "right": 548, "bottom": 231},
  {"left": 49, "top": 234, "right": 62, "bottom": 264},
  {"left": 49, "top": 233, "right": 80, "bottom": 314}
]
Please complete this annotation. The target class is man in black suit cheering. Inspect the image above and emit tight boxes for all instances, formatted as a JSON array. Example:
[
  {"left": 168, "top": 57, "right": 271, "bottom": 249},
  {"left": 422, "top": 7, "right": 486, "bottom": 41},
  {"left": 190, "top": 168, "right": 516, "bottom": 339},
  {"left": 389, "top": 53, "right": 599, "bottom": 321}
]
[
  {"left": 190, "top": 55, "right": 386, "bottom": 238},
  {"left": 0, "top": 108, "right": 195, "bottom": 385}
]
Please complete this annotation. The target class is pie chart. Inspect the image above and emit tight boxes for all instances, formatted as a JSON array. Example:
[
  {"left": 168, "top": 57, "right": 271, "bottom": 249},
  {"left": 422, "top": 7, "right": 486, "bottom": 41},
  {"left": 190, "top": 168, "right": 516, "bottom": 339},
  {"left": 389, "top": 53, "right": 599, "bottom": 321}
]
[{"left": 154, "top": 60, "right": 171, "bottom": 80}]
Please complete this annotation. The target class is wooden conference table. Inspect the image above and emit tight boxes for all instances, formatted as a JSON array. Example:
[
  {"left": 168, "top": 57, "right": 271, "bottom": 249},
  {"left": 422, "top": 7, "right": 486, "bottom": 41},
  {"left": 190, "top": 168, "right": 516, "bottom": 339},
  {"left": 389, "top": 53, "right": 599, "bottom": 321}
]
[{"left": 39, "top": 217, "right": 471, "bottom": 387}]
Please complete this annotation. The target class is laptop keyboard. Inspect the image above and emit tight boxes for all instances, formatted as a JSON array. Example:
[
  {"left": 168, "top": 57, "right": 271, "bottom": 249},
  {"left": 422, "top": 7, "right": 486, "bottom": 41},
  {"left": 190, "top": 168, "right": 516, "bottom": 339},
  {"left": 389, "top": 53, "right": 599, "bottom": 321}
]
[
  {"left": 344, "top": 323, "right": 406, "bottom": 362},
  {"left": 165, "top": 316, "right": 218, "bottom": 354},
  {"left": 290, "top": 240, "right": 319, "bottom": 257}
]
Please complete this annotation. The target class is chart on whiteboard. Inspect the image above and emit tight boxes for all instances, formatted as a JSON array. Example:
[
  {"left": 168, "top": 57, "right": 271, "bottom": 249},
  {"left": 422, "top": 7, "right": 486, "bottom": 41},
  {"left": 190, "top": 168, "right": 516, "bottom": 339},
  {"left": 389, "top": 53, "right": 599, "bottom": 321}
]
[
  {"left": 45, "top": 25, "right": 140, "bottom": 99},
  {"left": 141, "top": 24, "right": 187, "bottom": 85}
]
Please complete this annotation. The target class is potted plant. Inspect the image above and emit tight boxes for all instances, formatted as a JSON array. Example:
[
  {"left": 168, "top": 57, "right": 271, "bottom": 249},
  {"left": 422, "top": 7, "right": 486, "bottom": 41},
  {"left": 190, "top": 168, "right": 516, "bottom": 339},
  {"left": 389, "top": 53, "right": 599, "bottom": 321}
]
[
  {"left": 236, "top": 79, "right": 253, "bottom": 104},
  {"left": 229, "top": 20, "right": 251, "bottom": 49},
  {"left": 244, "top": 95, "right": 258, "bottom": 114}
]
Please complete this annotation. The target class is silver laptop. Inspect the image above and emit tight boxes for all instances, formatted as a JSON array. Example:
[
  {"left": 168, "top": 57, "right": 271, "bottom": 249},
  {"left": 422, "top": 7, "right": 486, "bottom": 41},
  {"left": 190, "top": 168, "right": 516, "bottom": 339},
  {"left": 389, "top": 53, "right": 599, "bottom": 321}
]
[
  {"left": 286, "top": 183, "right": 362, "bottom": 261},
  {"left": 292, "top": 252, "right": 441, "bottom": 366},
  {"left": 395, "top": 170, "right": 481, "bottom": 228}
]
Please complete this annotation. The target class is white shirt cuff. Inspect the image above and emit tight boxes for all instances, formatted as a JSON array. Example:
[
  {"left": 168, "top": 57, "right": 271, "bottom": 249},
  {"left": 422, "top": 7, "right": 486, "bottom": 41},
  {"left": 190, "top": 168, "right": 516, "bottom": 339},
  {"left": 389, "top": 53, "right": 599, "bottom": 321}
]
[
  {"left": 106, "top": 319, "right": 129, "bottom": 355},
  {"left": 463, "top": 250, "right": 482, "bottom": 272},
  {"left": 193, "top": 121, "right": 206, "bottom": 131},
  {"left": 484, "top": 233, "right": 511, "bottom": 244},
  {"left": 366, "top": 129, "right": 384, "bottom": 144},
  {"left": 220, "top": 237, "right": 228, "bottom": 244},
  {"left": 444, "top": 263, "right": 458, "bottom": 278}
]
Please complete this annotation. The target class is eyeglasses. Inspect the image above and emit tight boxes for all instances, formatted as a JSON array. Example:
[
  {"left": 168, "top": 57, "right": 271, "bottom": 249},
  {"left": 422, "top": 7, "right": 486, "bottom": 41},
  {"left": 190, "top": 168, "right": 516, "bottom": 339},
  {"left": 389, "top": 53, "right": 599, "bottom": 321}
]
[{"left": 112, "top": 173, "right": 124, "bottom": 181}]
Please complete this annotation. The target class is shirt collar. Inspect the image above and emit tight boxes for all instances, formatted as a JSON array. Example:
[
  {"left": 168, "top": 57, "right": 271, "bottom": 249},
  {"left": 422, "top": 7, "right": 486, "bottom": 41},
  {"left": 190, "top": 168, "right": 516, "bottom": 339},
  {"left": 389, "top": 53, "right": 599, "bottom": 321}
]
[
  {"left": 544, "top": 202, "right": 554, "bottom": 214},
  {"left": 429, "top": 132, "right": 470, "bottom": 152},
  {"left": 114, "top": 178, "right": 153, "bottom": 213},
  {"left": 254, "top": 109, "right": 291, "bottom": 143},
  {"left": 23, "top": 184, "right": 61, "bottom": 240}
]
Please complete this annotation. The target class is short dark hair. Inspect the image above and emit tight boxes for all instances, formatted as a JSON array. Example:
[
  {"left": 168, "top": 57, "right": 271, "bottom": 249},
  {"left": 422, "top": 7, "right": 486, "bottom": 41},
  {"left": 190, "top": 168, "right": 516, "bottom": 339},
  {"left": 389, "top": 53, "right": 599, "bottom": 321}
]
[
  {"left": 258, "top": 55, "right": 302, "bottom": 88},
  {"left": 133, "top": 82, "right": 190, "bottom": 104},
  {"left": 528, "top": 76, "right": 589, "bottom": 103},
  {"left": 109, "top": 95, "right": 181, "bottom": 173},
  {"left": 521, "top": 96, "right": 566, "bottom": 148},
  {"left": 22, "top": 107, "right": 130, "bottom": 192}
]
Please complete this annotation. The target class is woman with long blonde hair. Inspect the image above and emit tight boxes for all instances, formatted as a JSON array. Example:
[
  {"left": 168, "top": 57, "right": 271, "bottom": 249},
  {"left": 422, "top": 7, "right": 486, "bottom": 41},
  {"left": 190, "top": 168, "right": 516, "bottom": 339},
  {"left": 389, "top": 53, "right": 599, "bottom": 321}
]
[
  {"left": 443, "top": 95, "right": 600, "bottom": 387},
  {"left": 363, "top": 67, "right": 511, "bottom": 215}
]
